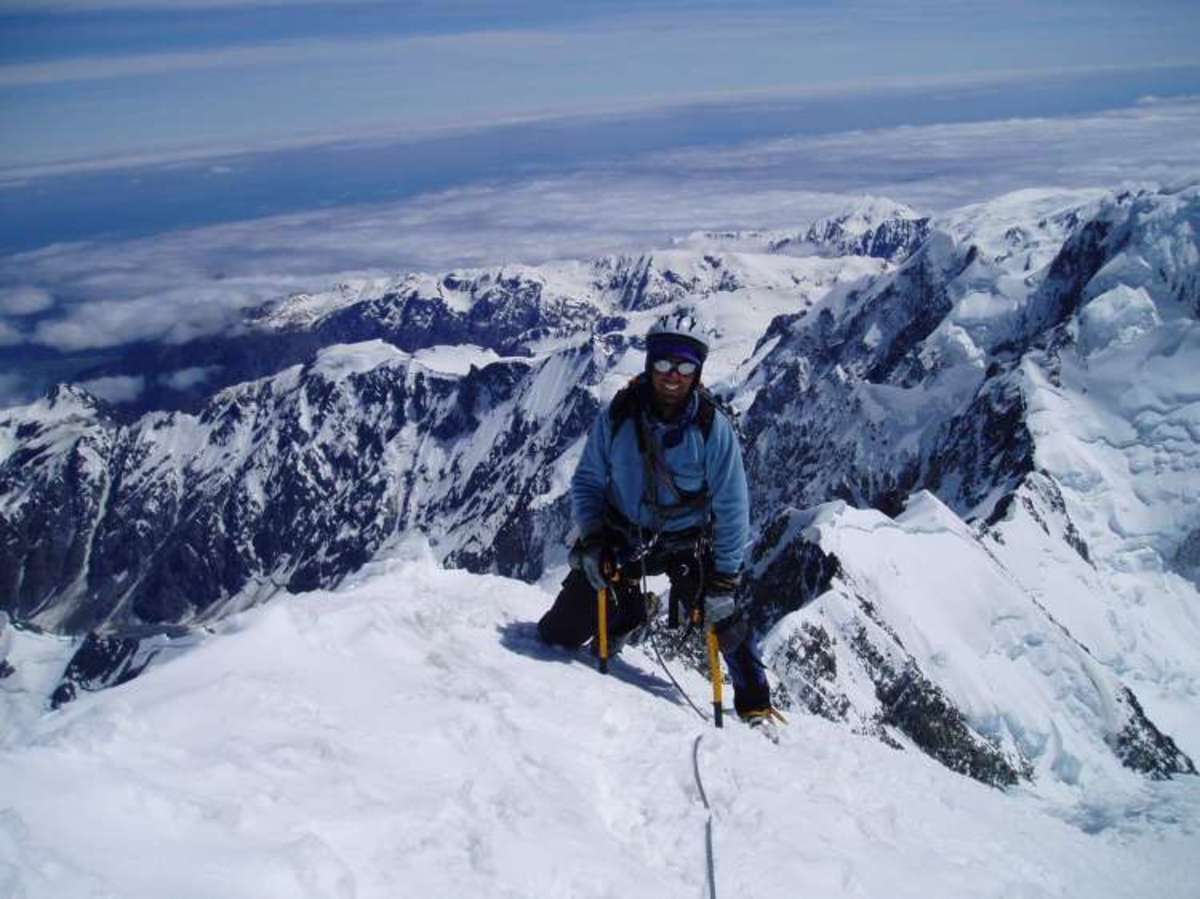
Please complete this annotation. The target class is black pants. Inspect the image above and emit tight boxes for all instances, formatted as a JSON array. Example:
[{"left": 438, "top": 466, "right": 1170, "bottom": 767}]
[{"left": 537, "top": 542, "right": 771, "bottom": 716}]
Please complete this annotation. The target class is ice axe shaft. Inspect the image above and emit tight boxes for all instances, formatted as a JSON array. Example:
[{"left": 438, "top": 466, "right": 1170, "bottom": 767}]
[
  {"left": 597, "top": 586, "right": 609, "bottom": 674},
  {"left": 597, "top": 563, "right": 619, "bottom": 674},
  {"left": 707, "top": 628, "right": 724, "bottom": 728}
]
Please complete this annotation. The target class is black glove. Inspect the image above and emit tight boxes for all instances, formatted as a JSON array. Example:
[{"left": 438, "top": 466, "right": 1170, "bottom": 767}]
[{"left": 570, "top": 534, "right": 613, "bottom": 592}]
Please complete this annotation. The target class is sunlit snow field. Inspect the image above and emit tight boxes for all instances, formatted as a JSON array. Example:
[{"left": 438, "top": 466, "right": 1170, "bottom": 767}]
[{"left": 2, "top": 540, "right": 1197, "bottom": 899}]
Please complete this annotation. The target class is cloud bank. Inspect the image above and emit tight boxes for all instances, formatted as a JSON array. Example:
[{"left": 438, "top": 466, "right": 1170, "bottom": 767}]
[
  {"left": 6, "top": 0, "right": 1196, "bottom": 174},
  {"left": 76, "top": 374, "right": 146, "bottom": 403},
  {"left": 0, "top": 286, "right": 55, "bottom": 316},
  {"left": 1, "top": 95, "right": 1198, "bottom": 403}
]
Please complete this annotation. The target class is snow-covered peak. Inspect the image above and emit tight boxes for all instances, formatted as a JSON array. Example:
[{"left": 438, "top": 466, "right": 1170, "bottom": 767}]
[
  {"left": 812, "top": 195, "right": 923, "bottom": 235},
  {"left": 309, "top": 339, "right": 411, "bottom": 380},
  {"left": 0, "top": 383, "right": 114, "bottom": 472},
  {"left": 248, "top": 277, "right": 395, "bottom": 330},
  {"left": 3, "top": 182, "right": 1198, "bottom": 822},
  {"left": 896, "top": 488, "right": 973, "bottom": 533},
  {"left": 937, "top": 187, "right": 1108, "bottom": 262},
  {"left": 764, "top": 196, "right": 930, "bottom": 262},
  {"left": 34, "top": 383, "right": 111, "bottom": 421},
  {"left": 1082, "top": 184, "right": 1200, "bottom": 321}
]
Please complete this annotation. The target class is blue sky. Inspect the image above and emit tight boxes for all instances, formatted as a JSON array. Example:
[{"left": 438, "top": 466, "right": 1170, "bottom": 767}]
[
  {"left": 1, "top": 1, "right": 1199, "bottom": 406},
  {"left": 2, "top": 0, "right": 1198, "bottom": 172}
]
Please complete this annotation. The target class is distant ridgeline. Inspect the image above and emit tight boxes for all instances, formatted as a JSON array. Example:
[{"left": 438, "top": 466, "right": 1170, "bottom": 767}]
[{"left": 3, "top": 187, "right": 1198, "bottom": 787}]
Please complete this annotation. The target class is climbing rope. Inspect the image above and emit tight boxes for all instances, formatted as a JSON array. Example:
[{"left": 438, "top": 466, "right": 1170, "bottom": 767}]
[
  {"left": 645, "top": 621, "right": 719, "bottom": 898},
  {"left": 648, "top": 626, "right": 711, "bottom": 724},
  {"left": 692, "top": 733, "right": 718, "bottom": 899}
]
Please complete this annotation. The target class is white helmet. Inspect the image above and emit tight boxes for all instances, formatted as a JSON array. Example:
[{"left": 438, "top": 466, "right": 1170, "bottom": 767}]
[{"left": 645, "top": 311, "right": 710, "bottom": 367}]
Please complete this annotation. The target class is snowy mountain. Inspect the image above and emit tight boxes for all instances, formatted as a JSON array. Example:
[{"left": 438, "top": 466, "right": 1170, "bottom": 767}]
[
  {"left": 2, "top": 183, "right": 1198, "bottom": 800},
  {"left": 672, "top": 199, "right": 930, "bottom": 265},
  {"left": 0, "top": 342, "right": 597, "bottom": 633},
  {"left": 1, "top": 248, "right": 880, "bottom": 633},
  {"left": 768, "top": 196, "right": 931, "bottom": 262},
  {"left": 3, "top": 542, "right": 1198, "bottom": 898},
  {"left": 750, "top": 495, "right": 1192, "bottom": 790}
]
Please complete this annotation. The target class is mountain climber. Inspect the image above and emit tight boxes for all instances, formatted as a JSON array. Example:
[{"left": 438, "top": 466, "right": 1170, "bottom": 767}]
[{"left": 538, "top": 312, "right": 778, "bottom": 728}]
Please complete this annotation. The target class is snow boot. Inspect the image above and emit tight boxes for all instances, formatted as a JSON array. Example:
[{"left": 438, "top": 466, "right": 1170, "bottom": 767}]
[{"left": 740, "top": 707, "right": 787, "bottom": 743}]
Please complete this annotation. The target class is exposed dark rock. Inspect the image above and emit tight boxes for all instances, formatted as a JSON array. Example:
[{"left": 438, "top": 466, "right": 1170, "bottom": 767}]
[
  {"left": 770, "top": 209, "right": 931, "bottom": 263},
  {"left": 850, "top": 627, "right": 1024, "bottom": 787},
  {"left": 1110, "top": 687, "right": 1197, "bottom": 779},
  {"left": 770, "top": 623, "right": 851, "bottom": 722},
  {"left": 744, "top": 512, "right": 842, "bottom": 630},
  {"left": 1171, "top": 527, "right": 1200, "bottom": 587},
  {"left": 1020, "top": 217, "right": 1117, "bottom": 341},
  {"left": 51, "top": 632, "right": 154, "bottom": 709},
  {"left": 0, "top": 392, "right": 117, "bottom": 626},
  {"left": 925, "top": 371, "right": 1034, "bottom": 518},
  {"left": 4, "top": 187, "right": 1198, "bottom": 791},
  {"left": 2, "top": 346, "right": 597, "bottom": 633}
]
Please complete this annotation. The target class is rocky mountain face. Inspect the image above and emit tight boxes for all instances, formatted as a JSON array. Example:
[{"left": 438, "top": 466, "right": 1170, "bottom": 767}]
[
  {"left": 769, "top": 197, "right": 931, "bottom": 262},
  {"left": 747, "top": 496, "right": 1195, "bottom": 787},
  {"left": 732, "top": 185, "right": 1199, "bottom": 783},
  {"left": 65, "top": 253, "right": 763, "bottom": 415},
  {"left": 1, "top": 342, "right": 598, "bottom": 633},
  {"left": 3, "top": 186, "right": 1198, "bottom": 789}
]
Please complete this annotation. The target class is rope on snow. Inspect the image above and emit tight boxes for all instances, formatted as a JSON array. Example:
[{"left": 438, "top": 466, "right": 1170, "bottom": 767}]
[{"left": 693, "top": 733, "right": 717, "bottom": 899}]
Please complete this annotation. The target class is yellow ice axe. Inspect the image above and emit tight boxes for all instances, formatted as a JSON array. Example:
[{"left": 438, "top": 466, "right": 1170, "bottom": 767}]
[
  {"left": 692, "top": 606, "right": 724, "bottom": 728},
  {"left": 596, "top": 563, "right": 620, "bottom": 674},
  {"left": 597, "top": 585, "right": 610, "bottom": 674},
  {"left": 707, "top": 627, "right": 724, "bottom": 728}
]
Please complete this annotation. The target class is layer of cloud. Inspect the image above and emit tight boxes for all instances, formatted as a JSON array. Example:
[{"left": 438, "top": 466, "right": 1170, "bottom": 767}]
[
  {"left": 10, "top": 63, "right": 1176, "bottom": 183},
  {"left": 6, "top": 0, "right": 1196, "bottom": 178},
  {"left": 0, "top": 321, "right": 23, "bottom": 347},
  {"left": 76, "top": 374, "right": 145, "bottom": 403},
  {"left": 28, "top": 282, "right": 292, "bottom": 351},
  {"left": 2, "top": 0, "right": 374, "bottom": 10},
  {"left": 0, "top": 31, "right": 558, "bottom": 88},
  {"left": 0, "top": 286, "right": 55, "bottom": 316},
  {"left": 1, "top": 96, "right": 1198, "bottom": 368},
  {"left": 646, "top": 95, "right": 1200, "bottom": 209},
  {"left": 163, "top": 365, "right": 221, "bottom": 390}
]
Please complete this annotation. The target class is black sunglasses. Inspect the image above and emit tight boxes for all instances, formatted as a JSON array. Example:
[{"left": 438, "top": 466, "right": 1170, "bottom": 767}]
[{"left": 651, "top": 358, "right": 698, "bottom": 376}]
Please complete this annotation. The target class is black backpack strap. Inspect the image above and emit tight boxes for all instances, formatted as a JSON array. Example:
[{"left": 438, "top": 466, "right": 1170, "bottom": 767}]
[
  {"left": 609, "top": 374, "right": 648, "bottom": 452},
  {"left": 697, "top": 384, "right": 742, "bottom": 443},
  {"left": 696, "top": 391, "right": 715, "bottom": 441}
]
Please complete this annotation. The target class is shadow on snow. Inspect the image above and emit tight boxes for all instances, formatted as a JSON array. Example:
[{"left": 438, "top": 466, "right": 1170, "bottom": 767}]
[{"left": 496, "top": 620, "right": 684, "bottom": 707}]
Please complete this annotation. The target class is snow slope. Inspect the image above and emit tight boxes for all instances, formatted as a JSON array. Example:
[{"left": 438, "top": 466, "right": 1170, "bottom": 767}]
[
  {"left": 2, "top": 541, "right": 1198, "bottom": 899},
  {"left": 985, "top": 186, "right": 1200, "bottom": 755},
  {"left": 756, "top": 494, "right": 1192, "bottom": 793}
]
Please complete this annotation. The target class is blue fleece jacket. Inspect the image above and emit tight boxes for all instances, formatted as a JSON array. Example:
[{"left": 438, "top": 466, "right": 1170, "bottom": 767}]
[{"left": 571, "top": 385, "right": 750, "bottom": 574}]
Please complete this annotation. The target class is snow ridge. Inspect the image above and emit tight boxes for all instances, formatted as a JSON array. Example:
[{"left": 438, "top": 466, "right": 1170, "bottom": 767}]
[{"left": 2, "top": 545, "right": 1198, "bottom": 898}]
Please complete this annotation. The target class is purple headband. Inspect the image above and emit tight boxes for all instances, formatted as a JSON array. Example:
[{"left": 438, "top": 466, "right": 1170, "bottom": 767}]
[{"left": 646, "top": 334, "right": 706, "bottom": 367}]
